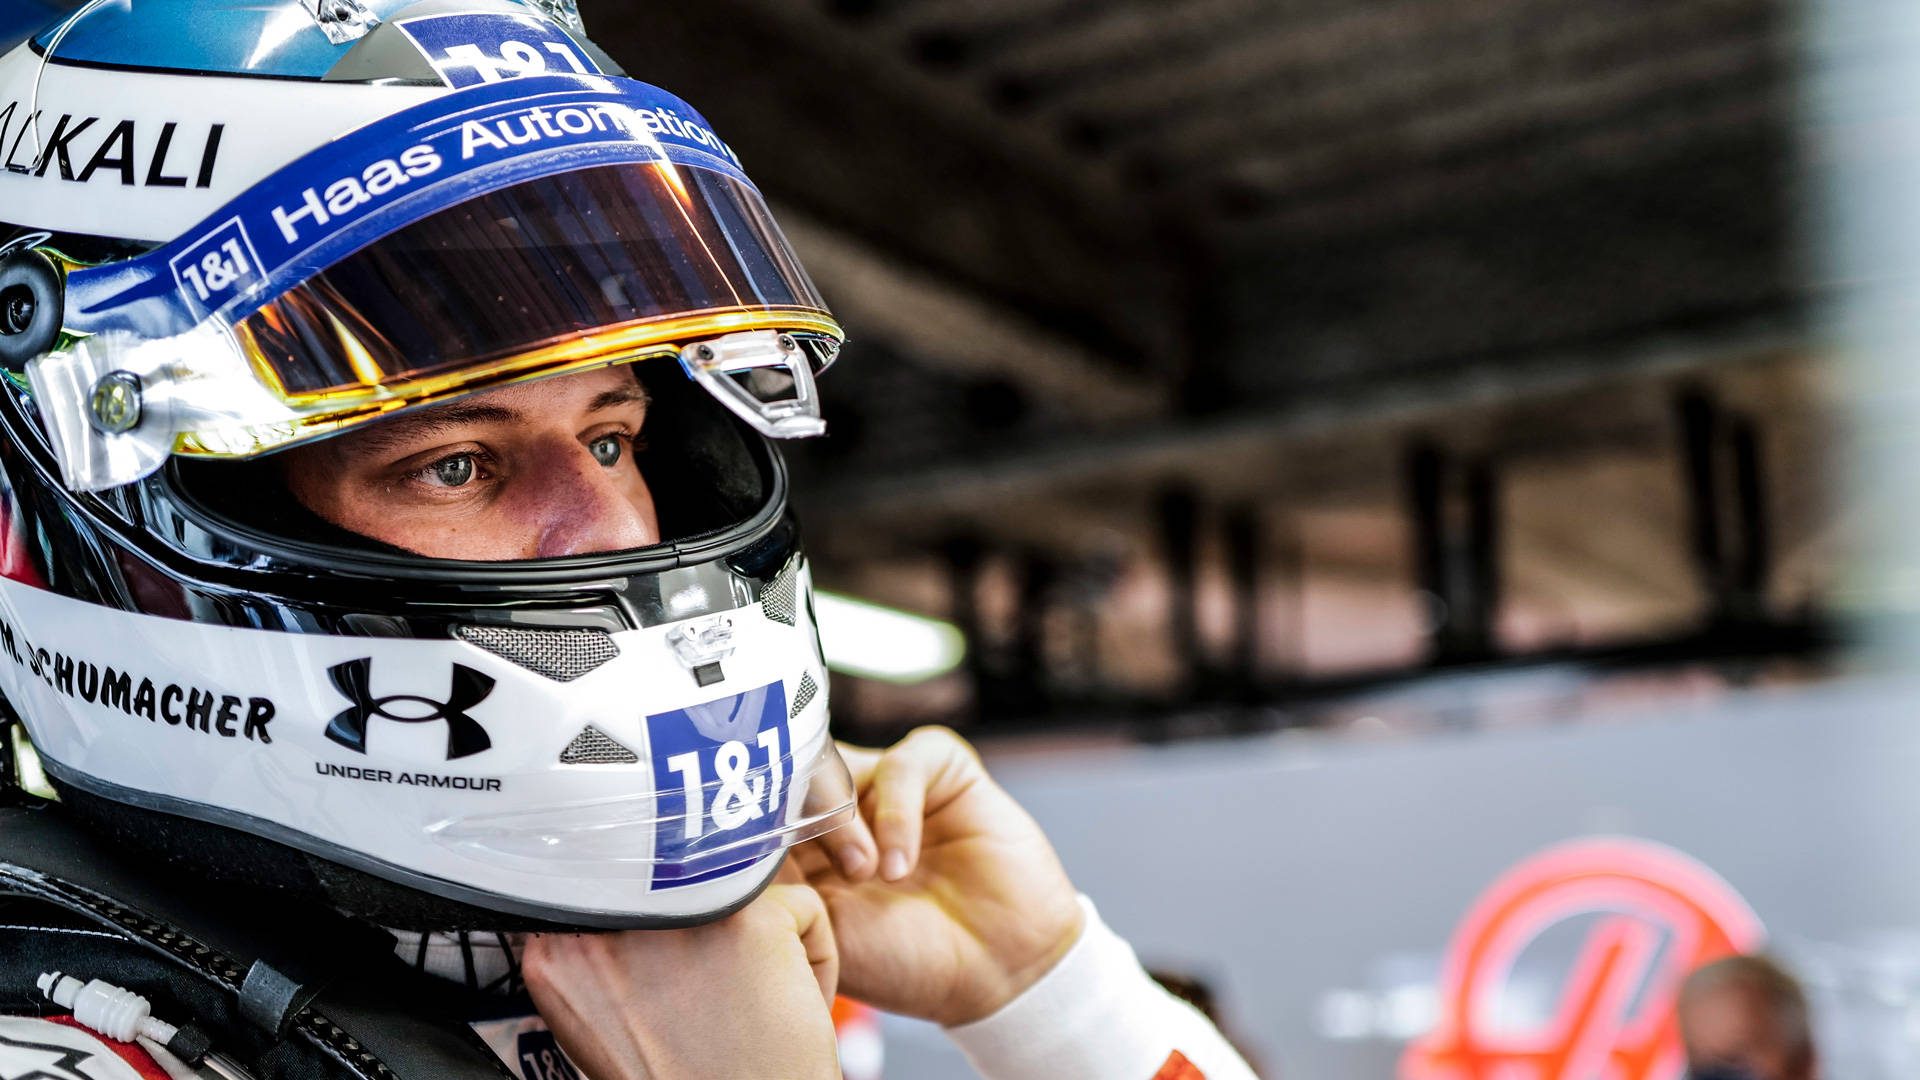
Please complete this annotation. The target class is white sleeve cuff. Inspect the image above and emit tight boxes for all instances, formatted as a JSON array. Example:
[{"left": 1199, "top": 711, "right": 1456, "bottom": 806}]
[{"left": 942, "top": 895, "right": 1258, "bottom": 1080}]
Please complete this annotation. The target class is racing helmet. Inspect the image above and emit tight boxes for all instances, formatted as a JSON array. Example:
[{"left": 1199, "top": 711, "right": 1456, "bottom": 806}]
[{"left": 0, "top": 0, "right": 856, "bottom": 929}]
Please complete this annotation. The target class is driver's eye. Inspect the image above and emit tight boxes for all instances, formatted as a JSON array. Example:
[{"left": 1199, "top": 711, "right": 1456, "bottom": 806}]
[
  {"left": 428, "top": 455, "right": 476, "bottom": 488},
  {"left": 589, "top": 434, "right": 624, "bottom": 468}
]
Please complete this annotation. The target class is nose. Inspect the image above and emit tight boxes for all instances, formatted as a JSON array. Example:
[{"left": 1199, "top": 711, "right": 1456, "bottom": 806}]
[{"left": 521, "top": 439, "right": 660, "bottom": 558}]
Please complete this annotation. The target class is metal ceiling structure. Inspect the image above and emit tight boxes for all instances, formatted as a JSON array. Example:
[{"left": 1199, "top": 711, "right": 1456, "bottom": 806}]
[{"left": 581, "top": 0, "right": 1798, "bottom": 498}]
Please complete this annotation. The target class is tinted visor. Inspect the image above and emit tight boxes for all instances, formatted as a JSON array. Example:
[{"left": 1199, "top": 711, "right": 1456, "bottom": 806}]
[{"left": 238, "top": 161, "right": 835, "bottom": 404}]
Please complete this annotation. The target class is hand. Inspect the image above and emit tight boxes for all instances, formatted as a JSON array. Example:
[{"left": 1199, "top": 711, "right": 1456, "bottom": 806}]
[
  {"left": 792, "top": 725, "right": 1085, "bottom": 1027},
  {"left": 521, "top": 883, "right": 841, "bottom": 1080}
]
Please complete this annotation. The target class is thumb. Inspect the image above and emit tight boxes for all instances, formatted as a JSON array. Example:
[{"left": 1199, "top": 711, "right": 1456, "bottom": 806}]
[{"left": 762, "top": 882, "right": 839, "bottom": 1006}]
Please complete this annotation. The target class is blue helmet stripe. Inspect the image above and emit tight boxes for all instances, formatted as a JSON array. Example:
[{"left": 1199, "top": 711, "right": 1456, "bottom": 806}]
[{"left": 64, "top": 75, "right": 753, "bottom": 340}]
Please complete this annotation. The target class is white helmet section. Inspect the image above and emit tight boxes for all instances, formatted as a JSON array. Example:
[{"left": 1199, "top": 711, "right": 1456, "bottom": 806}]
[
  {"left": 0, "top": 42, "right": 445, "bottom": 241},
  {"left": 0, "top": 569, "right": 848, "bottom": 924}
]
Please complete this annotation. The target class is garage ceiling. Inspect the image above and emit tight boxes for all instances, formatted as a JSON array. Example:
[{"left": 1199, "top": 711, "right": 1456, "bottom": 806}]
[{"left": 579, "top": 0, "right": 1797, "bottom": 507}]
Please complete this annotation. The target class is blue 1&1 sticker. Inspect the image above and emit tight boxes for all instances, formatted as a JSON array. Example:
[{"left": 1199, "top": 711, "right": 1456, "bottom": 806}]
[
  {"left": 645, "top": 681, "right": 791, "bottom": 889},
  {"left": 394, "top": 13, "right": 602, "bottom": 88}
]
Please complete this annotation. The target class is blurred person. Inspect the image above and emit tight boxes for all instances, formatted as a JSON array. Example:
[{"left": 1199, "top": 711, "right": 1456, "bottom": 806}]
[
  {"left": 1679, "top": 955, "right": 1819, "bottom": 1080},
  {"left": 0, "top": 2, "right": 1258, "bottom": 1078}
]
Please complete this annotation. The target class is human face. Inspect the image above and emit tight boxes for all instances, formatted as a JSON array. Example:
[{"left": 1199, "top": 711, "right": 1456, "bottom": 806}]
[
  {"left": 281, "top": 366, "right": 659, "bottom": 560},
  {"left": 1680, "top": 984, "right": 1815, "bottom": 1080}
]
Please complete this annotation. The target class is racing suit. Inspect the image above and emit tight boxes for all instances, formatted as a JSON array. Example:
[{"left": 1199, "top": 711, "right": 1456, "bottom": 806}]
[
  {"left": 0, "top": 801, "right": 1258, "bottom": 1080},
  {"left": 400, "top": 897, "right": 1259, "bottom": 1080}
]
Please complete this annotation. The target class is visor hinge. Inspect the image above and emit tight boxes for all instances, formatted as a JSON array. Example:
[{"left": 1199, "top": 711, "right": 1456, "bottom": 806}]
[
  {"left": 680, "top": 330, "right": 828, "bottom": 440},
  {"left": 298, "top": 0, "right": 381, "bottom": 44},
  {"left": 668, "top": 614, "right": 735, "bottom": 688},
  {"left": 88, "top": 371, "right": 143, "bottom": 435},
  {"left": 527, "top": 0, "right": 586, "bottom": 32}
]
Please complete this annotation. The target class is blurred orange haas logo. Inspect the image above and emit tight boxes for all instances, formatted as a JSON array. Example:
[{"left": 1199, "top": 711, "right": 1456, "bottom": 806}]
[{"left": 1401, "top": 837, "right": 1763, "bottom": 1080}]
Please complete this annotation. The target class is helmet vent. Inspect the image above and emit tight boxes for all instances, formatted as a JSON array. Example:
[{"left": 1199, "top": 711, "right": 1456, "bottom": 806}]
[
  {"left": 790, "top": 673, "right": 819, "bottom": 719},
  {"left": 455, "top": 626, "right": 618, "bottom": 682},
  {"left": 558, "top": 726, "right": 639, "bottom": 765},
  {"left": 761, "top": 562, "right": 798, "bottom": 626}
]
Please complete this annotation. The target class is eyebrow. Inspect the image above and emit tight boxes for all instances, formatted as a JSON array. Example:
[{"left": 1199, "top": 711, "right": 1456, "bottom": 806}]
[
  {"left": 348, "top": 402, "right": 520, "bottom": 456},
  {"left": 587, "top": 384, "right": 651, "bottom": 412}
]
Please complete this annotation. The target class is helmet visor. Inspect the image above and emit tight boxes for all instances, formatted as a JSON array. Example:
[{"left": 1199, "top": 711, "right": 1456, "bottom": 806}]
[
  {"left": 238, "top": 161, "right": 833, "bottom": 405},
  {"left": 25, "top": 75, "right": 842, "bottom": 492}
]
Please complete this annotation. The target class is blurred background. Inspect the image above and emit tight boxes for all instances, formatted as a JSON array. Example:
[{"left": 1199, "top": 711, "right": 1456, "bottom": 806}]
[
  {"left": 600, "top": 0, "right": 1838, "bottom": 743},
  {"left": 611, "top": 0, "right": 1917, "bottom": 1075},
  {"left": 15, "top": 0, "right": 1920, "bottom": 1075}
]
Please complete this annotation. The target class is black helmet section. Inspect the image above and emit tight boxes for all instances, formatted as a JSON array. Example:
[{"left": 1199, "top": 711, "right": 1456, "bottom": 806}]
[
  {"left": 0, "top": 249, "right": 61, "bottom": 372},
  {"left": 633, "top": 357, "right": 775, "bottom": 544}
]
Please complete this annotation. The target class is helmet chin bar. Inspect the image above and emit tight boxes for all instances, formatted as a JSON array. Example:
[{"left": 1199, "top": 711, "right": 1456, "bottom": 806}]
[{"left": 679, "top": 330, "right": 828, "bottom": 440}]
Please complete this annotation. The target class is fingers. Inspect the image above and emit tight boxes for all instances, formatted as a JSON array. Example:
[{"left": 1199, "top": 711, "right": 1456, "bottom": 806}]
[
  {"left": 828, "top": 807, "right": 879, "bottom": 881},
  {"left": 517, "top": 932, "right": 568, "bottom": 1001},
  {"left": 819, "top": 727, "right": 985, "bottom": 883},
  {"left": 762, "top": 883, "right": 839, "bottom": 1006},
  {"left": 788, "top": 834, "right": 837, "bottom": 881},
  {"left": 803, "top": 742, "right": 880, "bottom": 881},
  {"left": 774, "top": 851, "right": 808, "bottom": 885},
  {"left": 521, "top": 899, "right": 845, "bottom": 1077},
  {"left": 837, "top": 741, "right": 883, "bottom": 789},
  {"left": 865, "top": 742, "right": 933, "bottom": 881}
]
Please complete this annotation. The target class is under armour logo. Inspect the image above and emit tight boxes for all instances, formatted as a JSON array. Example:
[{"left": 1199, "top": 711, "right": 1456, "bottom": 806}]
[{"left": 325, "top": 658, "right": 495, "bottom": 760}]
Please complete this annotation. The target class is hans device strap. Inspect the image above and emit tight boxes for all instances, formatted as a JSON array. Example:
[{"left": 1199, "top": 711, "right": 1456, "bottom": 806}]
[{"left": 0, "top": 805, "right": 512, "bottom": 1079}]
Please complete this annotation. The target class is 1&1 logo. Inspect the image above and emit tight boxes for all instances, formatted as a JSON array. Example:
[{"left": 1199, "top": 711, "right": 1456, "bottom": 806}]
[{"left": 1400, "top": 837, "right": 1764, "bottom": 1080}]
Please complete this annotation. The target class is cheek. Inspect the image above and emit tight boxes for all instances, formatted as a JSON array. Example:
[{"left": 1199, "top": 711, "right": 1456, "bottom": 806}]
[
  {"left": 279, "top": 447, "right": 337, "bottom": 516},
  {"left": 338, "top": 500, "right": 515, "bottom": 558},
  {"left": 281, "top": 453, "right": 391, "bottom": 541},
  {"left": 302, "top": 476, "right": 536, "bottom": 560},
  {"left": 401, "top": 511, "right": 536, "bottom": 560},
  {"left": 620, "top": 466, "right": 661, "bottom": 539}
]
